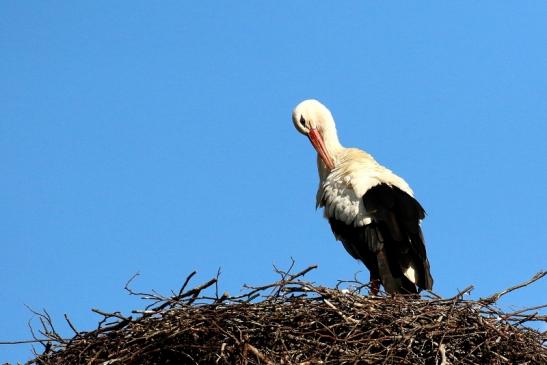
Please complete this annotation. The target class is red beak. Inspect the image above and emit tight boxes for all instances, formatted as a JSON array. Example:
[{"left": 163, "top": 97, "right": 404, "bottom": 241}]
[{"left": 308, "top": 129, "right": 335, "bottom": 170}]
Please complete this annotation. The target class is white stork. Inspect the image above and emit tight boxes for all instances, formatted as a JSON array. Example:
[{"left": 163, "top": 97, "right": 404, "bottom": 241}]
[{"left": 292, "top": 99, "right": 433, "bottom": 295}]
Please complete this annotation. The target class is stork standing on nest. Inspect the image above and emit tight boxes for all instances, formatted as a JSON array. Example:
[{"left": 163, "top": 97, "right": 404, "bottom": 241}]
[{"left": 292, "top": 99, "right": 433, "bottom": 295}]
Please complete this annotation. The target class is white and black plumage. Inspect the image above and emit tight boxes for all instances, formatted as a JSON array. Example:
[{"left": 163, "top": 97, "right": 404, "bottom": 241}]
[{"left": 292, "top": 99, "right": 433, "bottom": 295}]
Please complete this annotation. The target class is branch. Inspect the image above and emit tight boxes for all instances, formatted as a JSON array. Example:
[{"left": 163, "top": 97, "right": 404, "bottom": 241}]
[{"left": 480, "top": 271, "right": 546, "bottom": 304}]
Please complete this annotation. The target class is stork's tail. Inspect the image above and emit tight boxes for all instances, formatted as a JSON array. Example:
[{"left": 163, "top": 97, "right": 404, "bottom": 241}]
[{"left": 376, "top": 250, "right": 418, "bottom": 295}]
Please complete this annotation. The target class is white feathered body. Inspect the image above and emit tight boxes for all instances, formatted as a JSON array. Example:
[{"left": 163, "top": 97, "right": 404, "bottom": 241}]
[{"left": 316, "top": 148, "right": 414, "bottom": 227}]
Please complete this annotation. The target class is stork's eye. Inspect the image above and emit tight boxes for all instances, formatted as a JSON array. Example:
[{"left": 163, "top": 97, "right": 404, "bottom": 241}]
[{"left": 299, "top": 115, "right": 306, "bottom": 127}]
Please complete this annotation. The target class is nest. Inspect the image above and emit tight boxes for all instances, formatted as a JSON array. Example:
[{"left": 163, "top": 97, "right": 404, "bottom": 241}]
[{"left": 15, "top": 265, "right": 547, "bottom": 364}]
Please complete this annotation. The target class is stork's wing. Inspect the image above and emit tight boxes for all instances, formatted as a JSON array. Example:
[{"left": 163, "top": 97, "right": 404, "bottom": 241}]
[{"left": 362, "top": 184, "right": 433, "bottom": 292}]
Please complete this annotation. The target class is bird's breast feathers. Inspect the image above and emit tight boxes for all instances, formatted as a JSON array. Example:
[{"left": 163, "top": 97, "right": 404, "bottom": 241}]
[{"left": 316, "top": 149, "right": 413, "bottom": 227}]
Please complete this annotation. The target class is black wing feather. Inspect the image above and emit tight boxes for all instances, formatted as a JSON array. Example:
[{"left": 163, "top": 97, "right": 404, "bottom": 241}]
[
  {"left": 363, "top": 184, "right": 433, "bottom": 292},
  {"left": 328, "top": 183, "right": 433, "bottom": 294}
]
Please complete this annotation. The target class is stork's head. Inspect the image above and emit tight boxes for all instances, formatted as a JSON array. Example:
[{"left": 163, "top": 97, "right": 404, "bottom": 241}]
[{"left": 292, "top": 99, "right": 338, "bottom": 170}]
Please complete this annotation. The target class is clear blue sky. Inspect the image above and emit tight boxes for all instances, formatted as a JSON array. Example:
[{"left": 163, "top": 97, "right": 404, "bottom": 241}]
[{"left": 2, "top": 2, "right": 546, "bottom": 362}]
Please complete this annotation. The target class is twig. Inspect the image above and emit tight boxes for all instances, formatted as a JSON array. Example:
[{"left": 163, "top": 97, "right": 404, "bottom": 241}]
[
  {"left": 480, "top": 271, "right": 546, "bottom": 304},
  {"left": 178, "top": 270, "right": 197, "bottom": 296},
  {"left": 439, "top": 343, "right": 449, "bottom": 365},
  {"left": 0, "top": 339, "right": 62, "bottom": 345},
  {"left": 245, "top": 343, "right": 276, "bottom": 365},
  {"left": 236, "top": 264, "right": 318, "bottom": 301},
  {"left": 91, "top": 308, "right": 131, "bottom": 322},
  {"left": 64, "top": 314, "right": 79, "bottom": 336},
  {"left": 501, "top": 303, "right": 547, "bottom": 321}
]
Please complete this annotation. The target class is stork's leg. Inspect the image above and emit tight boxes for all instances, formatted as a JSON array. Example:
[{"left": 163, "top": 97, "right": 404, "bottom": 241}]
[{"left": 370, "top": 277, "right": 380, "bottom": 296}]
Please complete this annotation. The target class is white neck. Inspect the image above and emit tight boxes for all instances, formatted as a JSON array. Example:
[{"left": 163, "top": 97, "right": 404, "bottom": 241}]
[
  {"left": 317, "top": 124, "right": 344, "bottom": 180},
  {"left": 321, "top": 123, "right": 344, "bottom": 162}
]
